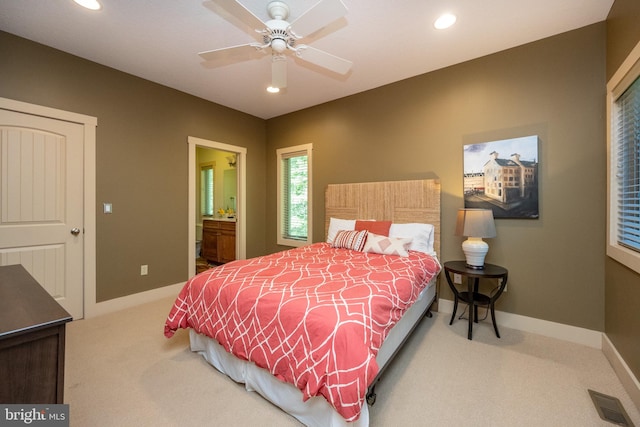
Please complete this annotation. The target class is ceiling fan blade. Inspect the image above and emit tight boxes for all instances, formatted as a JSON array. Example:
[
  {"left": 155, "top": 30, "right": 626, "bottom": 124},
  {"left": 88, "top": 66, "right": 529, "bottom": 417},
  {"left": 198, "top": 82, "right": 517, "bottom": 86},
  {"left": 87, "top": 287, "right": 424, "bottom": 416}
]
[
  {"left": 272, "top": 56, "right": 287, "bottom": 89},
  {"left": 199, "top": 43, "right": 266, "bottom": 67},
  {"left": 290, "top": 0, "right": 347, "bottom": 38},
  {"left": 295, "top": 45, "right": 352, "bottom": 75},
  {"left": 203, "top": 0, "right": 266, "bottom": 36}
]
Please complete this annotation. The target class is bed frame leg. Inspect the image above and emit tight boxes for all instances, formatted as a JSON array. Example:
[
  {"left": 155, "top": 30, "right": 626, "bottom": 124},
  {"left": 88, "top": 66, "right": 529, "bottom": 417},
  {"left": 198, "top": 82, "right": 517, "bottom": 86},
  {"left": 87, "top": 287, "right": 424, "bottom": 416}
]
[
  {"left": 425, "top": 310, "right": 433, "bottom": 318},
  {"left": 366, "top": 385, "right": 377, "bottom": 405}
]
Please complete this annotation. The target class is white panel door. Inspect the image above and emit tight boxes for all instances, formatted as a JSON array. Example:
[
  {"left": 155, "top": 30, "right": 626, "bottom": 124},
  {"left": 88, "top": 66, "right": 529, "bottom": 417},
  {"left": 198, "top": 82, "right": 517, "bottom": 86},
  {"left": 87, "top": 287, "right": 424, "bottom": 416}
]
[{"left": 0, "top": 109, "right": 84, "bottom": 319}]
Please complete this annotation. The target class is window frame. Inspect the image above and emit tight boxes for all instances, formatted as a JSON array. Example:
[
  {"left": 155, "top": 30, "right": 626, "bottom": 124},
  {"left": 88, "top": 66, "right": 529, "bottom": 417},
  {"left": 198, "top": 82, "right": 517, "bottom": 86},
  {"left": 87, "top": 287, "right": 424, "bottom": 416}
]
[
  {"left": 277, "top": 143, "right": 312, "bottom": 247},
  {"left": 607, "top": 39, "right": 640, "bottom": 274}
]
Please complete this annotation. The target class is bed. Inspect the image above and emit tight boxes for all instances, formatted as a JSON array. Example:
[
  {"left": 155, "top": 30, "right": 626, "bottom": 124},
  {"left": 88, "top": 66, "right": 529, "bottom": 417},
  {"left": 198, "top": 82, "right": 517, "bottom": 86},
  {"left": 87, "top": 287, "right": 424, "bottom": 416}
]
[{"left": 164, "top": 179, "right": 441, "bottom": 426}]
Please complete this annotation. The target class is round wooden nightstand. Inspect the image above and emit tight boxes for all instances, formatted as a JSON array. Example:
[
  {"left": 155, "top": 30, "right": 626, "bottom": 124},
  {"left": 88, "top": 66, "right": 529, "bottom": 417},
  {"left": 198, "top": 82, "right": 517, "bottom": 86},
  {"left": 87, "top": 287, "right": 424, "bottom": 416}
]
[{"left": 443, "top": 260, "right": 508, "bottom": 340}]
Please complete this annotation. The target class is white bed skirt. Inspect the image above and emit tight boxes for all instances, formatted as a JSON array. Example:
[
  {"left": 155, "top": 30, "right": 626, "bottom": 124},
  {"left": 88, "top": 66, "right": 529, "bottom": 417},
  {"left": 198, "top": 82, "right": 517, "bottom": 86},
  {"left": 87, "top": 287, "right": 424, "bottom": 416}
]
[{"left": 189, "top": 279, "right": 437, "bottom": 427}]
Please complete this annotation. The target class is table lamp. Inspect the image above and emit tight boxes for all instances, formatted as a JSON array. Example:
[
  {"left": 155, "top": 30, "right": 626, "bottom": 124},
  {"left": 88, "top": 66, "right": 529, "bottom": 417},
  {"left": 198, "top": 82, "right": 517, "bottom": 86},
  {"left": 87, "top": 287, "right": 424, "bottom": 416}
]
[{"left": 455, "top": 208, "right": 497, "bottom": 269}]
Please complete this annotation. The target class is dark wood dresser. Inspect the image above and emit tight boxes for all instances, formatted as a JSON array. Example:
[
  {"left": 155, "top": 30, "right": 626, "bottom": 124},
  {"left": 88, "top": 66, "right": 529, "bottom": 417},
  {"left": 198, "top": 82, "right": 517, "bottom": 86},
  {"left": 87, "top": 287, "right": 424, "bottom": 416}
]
[{"left": 0, "top": 264, "right": 72, "bottom": 404}]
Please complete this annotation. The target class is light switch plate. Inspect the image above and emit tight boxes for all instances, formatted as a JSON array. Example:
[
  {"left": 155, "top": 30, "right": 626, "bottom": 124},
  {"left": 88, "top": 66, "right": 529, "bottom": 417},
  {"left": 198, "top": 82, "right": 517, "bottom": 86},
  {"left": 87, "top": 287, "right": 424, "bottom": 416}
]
[{"left": 103, "top": 203, "right": 112, "bottom": 214}]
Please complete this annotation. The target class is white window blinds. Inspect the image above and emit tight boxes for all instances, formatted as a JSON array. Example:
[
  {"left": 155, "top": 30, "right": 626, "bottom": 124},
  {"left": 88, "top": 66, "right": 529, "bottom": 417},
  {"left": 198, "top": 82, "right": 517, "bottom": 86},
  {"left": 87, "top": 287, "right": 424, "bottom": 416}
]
[
  {"left": 281, "top": 151, "right": 308, "bottom": 241},
  {"left": 200, "top": 164, "right": 214, "bottom": 216},
  {"left": 616, "top": 76, "right": 640, "bottom": 251},
  {"left": 277, "top": 143, "right": 312, "bottom": 247}
]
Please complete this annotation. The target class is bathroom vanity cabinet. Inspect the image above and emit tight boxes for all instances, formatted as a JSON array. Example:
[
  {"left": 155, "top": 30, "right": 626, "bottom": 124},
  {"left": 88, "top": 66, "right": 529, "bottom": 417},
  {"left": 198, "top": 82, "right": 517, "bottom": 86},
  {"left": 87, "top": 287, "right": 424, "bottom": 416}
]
[{"left": 202, "top": 219, "right": 236, "bottom": 265}]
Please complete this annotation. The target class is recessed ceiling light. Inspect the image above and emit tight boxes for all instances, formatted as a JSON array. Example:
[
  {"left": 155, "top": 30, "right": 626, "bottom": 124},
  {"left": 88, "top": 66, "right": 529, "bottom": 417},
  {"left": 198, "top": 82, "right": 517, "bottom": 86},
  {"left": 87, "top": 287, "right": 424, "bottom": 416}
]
[
  {"left": 267, "top": 86, "right": 280, "bottom": 94},
  {"left": 434, "top": 13, "right": 456, "bottom": 30},
  {"left": 73, "top": 0, "right": 102, "bottom": 10}
]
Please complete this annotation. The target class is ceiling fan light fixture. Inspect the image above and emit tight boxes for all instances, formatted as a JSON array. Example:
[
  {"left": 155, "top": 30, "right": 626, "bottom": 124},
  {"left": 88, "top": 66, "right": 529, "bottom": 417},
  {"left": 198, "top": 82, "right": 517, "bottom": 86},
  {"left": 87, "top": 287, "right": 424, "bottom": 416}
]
[
  {"left": 73, "top": 0, "right": 102, "bottom": 10},
  {"left": 271, "top": 38, "right": 287, "bottom": 54},
  {"left": 434, "top": 13, "right": 456, "bottom": 30}
]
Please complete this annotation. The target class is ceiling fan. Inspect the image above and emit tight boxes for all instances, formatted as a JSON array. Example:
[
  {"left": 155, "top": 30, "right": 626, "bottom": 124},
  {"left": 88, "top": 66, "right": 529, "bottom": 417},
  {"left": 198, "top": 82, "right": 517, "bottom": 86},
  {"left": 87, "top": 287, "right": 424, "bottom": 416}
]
[{"left": 199, "top": 0, "right": 353, "bottom": 91}]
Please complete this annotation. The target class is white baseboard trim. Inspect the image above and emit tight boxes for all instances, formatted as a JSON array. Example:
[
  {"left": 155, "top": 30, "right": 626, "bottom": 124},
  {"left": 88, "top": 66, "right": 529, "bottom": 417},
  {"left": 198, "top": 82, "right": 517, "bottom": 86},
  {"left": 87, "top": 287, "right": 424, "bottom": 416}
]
[
  {"left": 84, "top": 281, "right": 185, "bottom": 319},
  {"left": 438, "top": 299, "right": 602, "bottom": 349},
  {"left": 602, "top": 334, "right": 640, "bottom": 410}
]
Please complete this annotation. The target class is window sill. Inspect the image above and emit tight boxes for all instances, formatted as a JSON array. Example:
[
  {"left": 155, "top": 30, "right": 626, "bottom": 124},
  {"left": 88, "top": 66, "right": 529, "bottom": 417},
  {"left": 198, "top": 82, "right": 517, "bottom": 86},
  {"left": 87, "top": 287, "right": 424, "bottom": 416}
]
[
  {"left": 607, "top": 243, "right": 640, "bottom": 275},
  {"left": 277, "top": 237, "right": 310, "bottom": 248}
]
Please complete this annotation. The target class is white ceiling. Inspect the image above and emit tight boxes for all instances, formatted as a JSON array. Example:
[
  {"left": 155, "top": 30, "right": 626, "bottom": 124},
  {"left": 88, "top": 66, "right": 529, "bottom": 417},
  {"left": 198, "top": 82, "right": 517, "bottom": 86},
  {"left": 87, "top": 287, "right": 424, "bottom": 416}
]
[{"left": 0, "top": 0, "right": 613, "bottom": 119}]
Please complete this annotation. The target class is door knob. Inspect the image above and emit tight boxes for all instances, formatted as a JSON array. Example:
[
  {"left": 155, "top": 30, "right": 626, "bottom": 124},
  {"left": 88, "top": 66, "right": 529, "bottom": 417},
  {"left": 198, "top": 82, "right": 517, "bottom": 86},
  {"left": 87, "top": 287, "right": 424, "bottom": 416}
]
[{"left": 71, "top": 227, "right": 81, "bottom": 236}]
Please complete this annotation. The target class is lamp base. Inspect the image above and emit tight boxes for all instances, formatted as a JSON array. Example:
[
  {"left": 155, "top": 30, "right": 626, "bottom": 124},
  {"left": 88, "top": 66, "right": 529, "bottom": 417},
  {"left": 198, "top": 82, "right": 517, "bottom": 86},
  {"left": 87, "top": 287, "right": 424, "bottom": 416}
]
[{"left": 462, "top": 237, "right": 489, "bottom": 269}]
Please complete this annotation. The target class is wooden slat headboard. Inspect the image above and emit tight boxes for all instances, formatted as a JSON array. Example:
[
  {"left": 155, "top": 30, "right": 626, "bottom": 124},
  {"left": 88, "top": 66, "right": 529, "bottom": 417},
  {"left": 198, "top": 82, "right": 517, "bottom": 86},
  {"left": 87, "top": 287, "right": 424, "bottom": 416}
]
[{"left": 325, "top": 179, "right": 441, "bottom": 258}]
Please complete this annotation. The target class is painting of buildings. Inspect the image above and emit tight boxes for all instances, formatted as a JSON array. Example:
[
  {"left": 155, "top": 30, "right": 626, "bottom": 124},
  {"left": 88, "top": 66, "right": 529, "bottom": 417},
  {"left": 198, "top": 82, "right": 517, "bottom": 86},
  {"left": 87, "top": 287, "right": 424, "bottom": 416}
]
[{"left": 463, "top": 135, "right": 539, "bottom": 218}]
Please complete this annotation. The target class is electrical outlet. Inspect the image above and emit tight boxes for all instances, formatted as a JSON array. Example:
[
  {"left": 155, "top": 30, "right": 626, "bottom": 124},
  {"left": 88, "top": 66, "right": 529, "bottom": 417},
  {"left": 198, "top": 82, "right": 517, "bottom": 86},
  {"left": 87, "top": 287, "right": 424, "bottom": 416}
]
[
  {"left": 500, "top": 278, "right": 507, "bottom": 292},
  {"left": 453, "top": 273, "right": 462, "bottom": 284},
  {"left": 141, "top": 265, "right": 148, "bottom": 276}
]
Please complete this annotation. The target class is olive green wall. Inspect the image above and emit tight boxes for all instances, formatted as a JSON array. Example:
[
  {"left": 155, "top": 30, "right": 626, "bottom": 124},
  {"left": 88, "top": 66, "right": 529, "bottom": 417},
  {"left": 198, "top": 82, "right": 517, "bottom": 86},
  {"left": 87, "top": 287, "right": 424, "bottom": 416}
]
[
  {"left": 266, "top": 23, "right": 607, "bottom": 331},
  {"left": 0, "top": 31, "right": 267, "bottom": 302},
  {"left": 605, "top": 0, "right": 640, "bottom": 383}
]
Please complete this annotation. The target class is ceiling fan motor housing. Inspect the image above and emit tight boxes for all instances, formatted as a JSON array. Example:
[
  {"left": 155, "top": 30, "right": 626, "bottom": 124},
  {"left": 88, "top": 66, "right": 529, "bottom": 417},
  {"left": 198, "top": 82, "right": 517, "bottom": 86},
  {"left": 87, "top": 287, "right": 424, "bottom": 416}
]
[{"left": 264, "top": 19, "right": 295, "bottom": 53}]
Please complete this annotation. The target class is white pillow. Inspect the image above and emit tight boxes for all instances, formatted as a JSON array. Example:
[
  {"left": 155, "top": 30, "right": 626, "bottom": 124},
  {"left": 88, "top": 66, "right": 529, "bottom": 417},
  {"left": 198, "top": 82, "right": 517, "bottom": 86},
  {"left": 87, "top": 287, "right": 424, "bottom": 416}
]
[
  {"left": 363, "top": 233, "right": 412, "bottom": 257},
  {"left": 326, "top": 217, "right": 356, "bottom": 243},
  {"left": 388, "top": 223, "right": 435, "bottom": 255}
]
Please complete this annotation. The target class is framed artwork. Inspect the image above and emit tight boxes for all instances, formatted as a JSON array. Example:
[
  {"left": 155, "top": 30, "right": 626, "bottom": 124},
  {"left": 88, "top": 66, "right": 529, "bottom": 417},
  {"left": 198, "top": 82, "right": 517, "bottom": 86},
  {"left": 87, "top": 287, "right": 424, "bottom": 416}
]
[{"left": 463, "top": 135, "right": 539, "bottom": 219}]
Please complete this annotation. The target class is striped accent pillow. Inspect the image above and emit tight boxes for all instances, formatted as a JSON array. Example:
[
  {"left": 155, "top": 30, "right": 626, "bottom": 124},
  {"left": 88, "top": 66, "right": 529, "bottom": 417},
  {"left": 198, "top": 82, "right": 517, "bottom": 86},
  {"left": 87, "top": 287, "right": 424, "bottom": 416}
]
[
  {"left": 331, "top": 229, "right": 368, "bottom": 252},
  {"left": 363, "top": 232, "right": 413, "bottom": 257}
]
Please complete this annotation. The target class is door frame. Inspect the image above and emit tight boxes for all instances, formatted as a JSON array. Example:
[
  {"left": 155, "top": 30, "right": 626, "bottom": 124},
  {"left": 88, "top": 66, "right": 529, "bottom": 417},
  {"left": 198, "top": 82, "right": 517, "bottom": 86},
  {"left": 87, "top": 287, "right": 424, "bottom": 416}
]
[
  {"left": 0, "top": 97, "right": 97, "bottom": 319},
  {"left": 188, "top": 136, "right": 247, "bottom": 275}
]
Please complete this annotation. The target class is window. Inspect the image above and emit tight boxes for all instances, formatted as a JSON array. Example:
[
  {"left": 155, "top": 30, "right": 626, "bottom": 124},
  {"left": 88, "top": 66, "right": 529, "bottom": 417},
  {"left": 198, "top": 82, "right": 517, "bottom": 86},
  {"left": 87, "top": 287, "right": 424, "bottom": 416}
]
[
  {"left": 607, "top": 40, "right": 640, "bottom": 274},
  {"left": 277, "top": 144, "right": 312, "bottom": 247},
  {"left": 200, "top": 162, "right": 214, "bottom": 216}
]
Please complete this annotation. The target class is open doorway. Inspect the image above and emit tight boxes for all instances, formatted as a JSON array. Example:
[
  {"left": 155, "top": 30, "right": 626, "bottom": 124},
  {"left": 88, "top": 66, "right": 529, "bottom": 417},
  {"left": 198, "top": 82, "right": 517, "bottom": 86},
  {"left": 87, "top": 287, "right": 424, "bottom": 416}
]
[{"left": 188, "top": 137, "right": 246, "bottom": 277}]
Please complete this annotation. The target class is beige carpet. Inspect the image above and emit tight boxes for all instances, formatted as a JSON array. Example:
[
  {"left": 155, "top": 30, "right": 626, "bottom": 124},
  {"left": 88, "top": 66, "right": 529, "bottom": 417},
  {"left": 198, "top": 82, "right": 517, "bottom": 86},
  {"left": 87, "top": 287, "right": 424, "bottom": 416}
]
[{"left": 64, "top": 297, "right": 640, "bottom": 426}]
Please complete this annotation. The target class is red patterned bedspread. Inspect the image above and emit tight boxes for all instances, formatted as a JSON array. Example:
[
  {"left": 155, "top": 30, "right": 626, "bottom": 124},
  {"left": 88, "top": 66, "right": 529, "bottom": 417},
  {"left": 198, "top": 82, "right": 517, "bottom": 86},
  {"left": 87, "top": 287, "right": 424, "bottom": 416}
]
[{"left": 164, "top": 242, "right": 440, "bottom": 421}]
